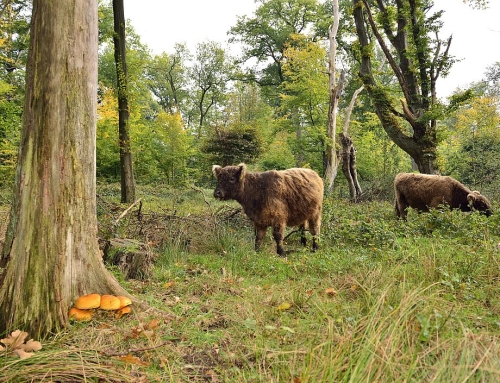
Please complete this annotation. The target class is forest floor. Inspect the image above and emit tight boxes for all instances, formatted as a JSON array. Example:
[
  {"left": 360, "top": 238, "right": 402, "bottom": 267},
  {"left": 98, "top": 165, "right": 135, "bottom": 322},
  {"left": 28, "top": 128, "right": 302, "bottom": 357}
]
[{"left": 1, "top": 184, "right": 500, "bottom": 382}]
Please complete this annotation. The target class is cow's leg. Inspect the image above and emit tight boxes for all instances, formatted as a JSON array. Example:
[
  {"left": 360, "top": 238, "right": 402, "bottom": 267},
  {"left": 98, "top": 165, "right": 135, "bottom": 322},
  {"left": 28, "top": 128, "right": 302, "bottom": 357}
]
[
  {"left": 299, "top": 223, "right": 307, "bottom": 247},
  {"left": 272, "top": 224, "right": 286, "bottom": 256},
  {"left": 395, "top": 200, "right": 404, "bottom": 219},
  {"left": 395, "top": 196, "right": 407, "bottom": 220},
  {"left": 308, "top": 214, "right": 321, "bottom": 252},
  {"left": 254, "top": 225, "right": 267, "bottom": 251}
]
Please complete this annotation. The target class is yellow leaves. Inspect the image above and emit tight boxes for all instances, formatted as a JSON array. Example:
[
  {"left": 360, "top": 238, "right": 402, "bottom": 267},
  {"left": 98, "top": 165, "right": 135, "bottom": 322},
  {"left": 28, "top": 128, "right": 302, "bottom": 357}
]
[
  {"left": 452, "top": 95, "right": 500, "bottom": 138},
  {"left": 97, "top": 86, "right": 118, "bottom": 123},
  {"left": 163, "top": 280, "right": 175, "bottom": 289},
  {"left": 0, "top": 330, "right": 42, "bottom": 359},
  {"left": 324, "top": 287, "right": 337, "bottom": 296},
  {"left": 117, "top": 353, "right": 150, "bottom": 367},
  {"left": 277, "top": 302, "right": 292, "bottom": 311},
  {"left": 146, "top": 318, "right": 161, "bottom": 330}
]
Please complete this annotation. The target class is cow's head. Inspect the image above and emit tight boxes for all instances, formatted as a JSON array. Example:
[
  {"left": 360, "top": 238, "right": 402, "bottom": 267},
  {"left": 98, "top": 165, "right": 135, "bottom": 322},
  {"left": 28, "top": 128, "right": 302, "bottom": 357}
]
[
  {"left": 467, "top": 191, "right": 493, "bottom": 216},
  {"left": 212, "top": 163, "right": 246, "bottom": 200}
]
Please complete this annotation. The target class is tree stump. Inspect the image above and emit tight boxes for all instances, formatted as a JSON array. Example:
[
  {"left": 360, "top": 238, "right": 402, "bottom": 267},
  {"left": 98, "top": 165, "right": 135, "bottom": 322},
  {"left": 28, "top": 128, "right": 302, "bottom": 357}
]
[{"left": 102, "top": 238, "right": 156, "bottom": 280}]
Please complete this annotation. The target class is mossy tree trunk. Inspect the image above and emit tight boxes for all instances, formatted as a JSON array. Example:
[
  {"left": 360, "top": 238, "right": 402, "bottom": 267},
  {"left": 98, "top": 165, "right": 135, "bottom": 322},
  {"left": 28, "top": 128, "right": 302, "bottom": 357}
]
[
  {"left": 113, "top": 0, "right": 135, "bottom": 203},
  {"left": 352, "top": 0, "right": 452, "bottom": 174},
  {"left": 0, "top": 0, "right": 129, "bottom": 339}
]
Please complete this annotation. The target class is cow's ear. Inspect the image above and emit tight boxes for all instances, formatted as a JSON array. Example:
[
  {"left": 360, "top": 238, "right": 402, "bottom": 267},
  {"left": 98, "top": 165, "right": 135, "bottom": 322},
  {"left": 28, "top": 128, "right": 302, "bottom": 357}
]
[
  {"left": 467, "top": 193, "right": 477, "bottom": 205},
  {"left": 236, "top": 163, "right": 246, "bottom": 180},
  {"left": 212, "top": 165, "right": 222, "bottom": 178}
]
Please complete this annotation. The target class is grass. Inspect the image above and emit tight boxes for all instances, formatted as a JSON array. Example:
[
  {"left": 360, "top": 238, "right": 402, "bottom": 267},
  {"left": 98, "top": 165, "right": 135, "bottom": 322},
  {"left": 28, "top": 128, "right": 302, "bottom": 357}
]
[{"left": 1, "top": 184, "right": 500, "bottom": 382}]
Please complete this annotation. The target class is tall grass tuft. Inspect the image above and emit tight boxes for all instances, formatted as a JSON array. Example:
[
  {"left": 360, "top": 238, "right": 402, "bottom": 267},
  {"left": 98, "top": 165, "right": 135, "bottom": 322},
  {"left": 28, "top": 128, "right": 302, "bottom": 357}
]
[
  {"left": 0, "top": 349, "right": 141, "bottom": 382},
  {"left": 296, "top": 284, "right": 500, "bottom": 382}
]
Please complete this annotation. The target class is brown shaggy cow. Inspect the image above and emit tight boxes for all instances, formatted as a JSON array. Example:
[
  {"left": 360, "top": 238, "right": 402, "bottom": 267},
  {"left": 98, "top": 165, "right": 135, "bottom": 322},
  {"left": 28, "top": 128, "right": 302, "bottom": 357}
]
[
  {"left": 212, "top": 163, "right": 324, "bottom": 256},
  {"left": 394, "top": 172, "right": 493, "bottom": 219}
]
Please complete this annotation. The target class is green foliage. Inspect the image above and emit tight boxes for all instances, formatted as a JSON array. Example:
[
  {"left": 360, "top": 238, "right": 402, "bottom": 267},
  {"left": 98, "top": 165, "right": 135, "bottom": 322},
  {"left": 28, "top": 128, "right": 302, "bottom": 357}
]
[
  {"left": 134, "top": 112, "right": 193, "bottom": 185},
  {"left": 146, "top": 45, "right": 191, "bottom": 114},
  {"left": 190, "top": 41, "right": 234, "bottom": 135},
  {"left": 228, "top": 0, "right": 328, "bottom": 90},
  {"left": 258, "top": 131, "right": 297, "bottom": 170},
  {"left": 278, "top": 37, "right": 329, "bottom": 168},
  {"left": 0, "top": 1, "right": 29, "bottom": 186},
  {"left": 348, "top": 111, "right": 409, "bottom": 186},
  {"left": 438, "top": 89, "right": 500, "bottom": 196},
  {"left": 448, "top": 135, "right": 500, "bottom": 188},
  {"left": 201, "top": 124, "right": 263, "bottom": 167},
  {"left": 0, "top": 81, "right": 21, "bottom": 185},
  {"left": 96, "top": 88, "right": 120, "bottom": 180}
]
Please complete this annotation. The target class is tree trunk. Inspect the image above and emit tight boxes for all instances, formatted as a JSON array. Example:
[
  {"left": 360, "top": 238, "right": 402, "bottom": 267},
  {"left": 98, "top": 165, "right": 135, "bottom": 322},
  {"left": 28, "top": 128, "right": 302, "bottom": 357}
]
[
  {"left": 352, "top": 0, "right": 440, "bottom": 174},
  {"left": 340, "top": 134, "right": 362, "bottom": 201},
  {"left": 113, "top": 0, "right": 136, "bottom": 203},
  {"left": 0, "top": 0, "right": 130, "bottom": 338},
  {"left": 324, "top": 0, "right": 342, "bottom": 193},
  {"left": 340, "top": 85, "right": 364, "bottom": 201}
]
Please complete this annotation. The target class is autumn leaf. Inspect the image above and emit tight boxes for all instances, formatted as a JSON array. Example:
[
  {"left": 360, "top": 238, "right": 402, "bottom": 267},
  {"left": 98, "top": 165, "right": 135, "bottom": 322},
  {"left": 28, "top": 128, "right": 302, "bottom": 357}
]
[
  {"left": 277, "top": 302, "right": 292, "bottom": 311},
  {"left": 1, "top": 330, "right": 28, "bottom": 349},
  {"left": 116, "top": 353, "right": 150, "bottom": 366},
  {"left": 145, "top": 318, "right": 160, "bottom": 330},
  {"left": 141, "top": 330, "right": 154, "bottom": 339},
  {"left": 205, "top": 369, "right": 219, "bottom": 382},
  {"left": 0, "top": 330, "right": 42, "bottom": 359},
  {"left": 324, "top": 287, "right": 337, "bottom": 296},
  {"left": 23, "top": 339, "right": 42, "bottom": 352},
  {"left": 163, "top": 281, "right": 175, "bottom": 289},
  {"left": 13, "top": 348, "right": 35, "bottom": 359}
]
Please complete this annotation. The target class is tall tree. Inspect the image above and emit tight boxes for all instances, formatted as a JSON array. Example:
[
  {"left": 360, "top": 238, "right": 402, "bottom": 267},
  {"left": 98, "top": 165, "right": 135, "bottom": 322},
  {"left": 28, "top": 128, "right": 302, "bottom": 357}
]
[
  {"left": 190, "top": 41, "right": 232, "bottom": 138},
  {"left": 279, "top": 35, "right": 329, "bottom": 169},
  {"left": 112, "top": 0, "right": 135, "bottom": 202},
  {"left": 146, "top": 44, "right": 191, "bottom": 115},
  {"left": 229, "top": 0, "right": 328, "bottom": 100},
  {"left": 352, "top": 0, "right": 454, "bottom": 173},
  {"left": 324, "top": 0, "right": 343, "bottom": 191},
  {"left": 0, "top": 0, "right": 129, "bottom": 338}
]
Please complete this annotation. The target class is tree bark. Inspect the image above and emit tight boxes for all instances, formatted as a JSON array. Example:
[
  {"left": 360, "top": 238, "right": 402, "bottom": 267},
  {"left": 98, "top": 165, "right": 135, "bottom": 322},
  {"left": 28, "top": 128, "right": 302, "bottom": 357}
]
[
  {"left": 113, "top": 0, "right": 136, "bottom": 203},
  {"left": 324, "top": 0, "right": 342, "bottom": 193},
  {"left": 0, "top": 0, "right": 130, "bottom": 338},
  {"left": 341, "top": 85, "right": 364, "bottom": 201},
  {"left": 352, "top": 0, "right": 441, "bottom": 174}
]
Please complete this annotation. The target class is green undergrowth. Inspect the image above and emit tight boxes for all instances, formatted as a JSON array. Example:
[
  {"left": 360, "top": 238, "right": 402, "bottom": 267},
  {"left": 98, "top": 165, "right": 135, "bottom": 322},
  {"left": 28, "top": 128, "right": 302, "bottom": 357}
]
[{"left": 1, "top": 185, "right": 500, "bottom": 382}]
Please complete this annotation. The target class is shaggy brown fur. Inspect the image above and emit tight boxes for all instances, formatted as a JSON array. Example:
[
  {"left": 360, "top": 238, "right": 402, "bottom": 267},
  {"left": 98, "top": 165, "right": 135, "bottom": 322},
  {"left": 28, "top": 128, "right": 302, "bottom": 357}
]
[
  {"left": 394, "top": 172, "right": 493, "bottom": 219},
  {"left": 212, "top": 163, "right": 324, "bottom": 256}
]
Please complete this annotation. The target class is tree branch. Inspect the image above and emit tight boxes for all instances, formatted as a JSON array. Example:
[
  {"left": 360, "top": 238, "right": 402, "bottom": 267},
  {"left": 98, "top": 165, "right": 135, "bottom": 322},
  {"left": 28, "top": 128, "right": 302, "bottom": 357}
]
[
  {"left": 343, "top": 85, "right": 364, "bottom": 135},
  {"left": 361, "top": 0, "right": 413, "bottom": 110}
]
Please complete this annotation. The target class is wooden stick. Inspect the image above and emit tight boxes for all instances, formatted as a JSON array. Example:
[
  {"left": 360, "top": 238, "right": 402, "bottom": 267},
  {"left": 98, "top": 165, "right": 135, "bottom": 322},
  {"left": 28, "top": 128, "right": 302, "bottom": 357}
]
[{"left": 114, "top": 198, "right": 142, "bottom": 226}]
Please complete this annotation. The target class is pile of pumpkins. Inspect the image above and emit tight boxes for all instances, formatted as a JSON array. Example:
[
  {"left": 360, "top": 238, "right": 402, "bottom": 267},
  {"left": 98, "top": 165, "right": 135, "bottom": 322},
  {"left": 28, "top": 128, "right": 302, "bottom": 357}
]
[{"left": 69, "top": 293, "right": 132, "bottom": 321}]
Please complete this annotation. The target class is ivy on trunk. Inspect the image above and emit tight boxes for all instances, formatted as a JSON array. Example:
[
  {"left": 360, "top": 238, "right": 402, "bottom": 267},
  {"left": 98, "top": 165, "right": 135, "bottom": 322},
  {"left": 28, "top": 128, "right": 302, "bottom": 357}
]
[{"left": 352, "top": 0, "right": 454, "bottom": 173}]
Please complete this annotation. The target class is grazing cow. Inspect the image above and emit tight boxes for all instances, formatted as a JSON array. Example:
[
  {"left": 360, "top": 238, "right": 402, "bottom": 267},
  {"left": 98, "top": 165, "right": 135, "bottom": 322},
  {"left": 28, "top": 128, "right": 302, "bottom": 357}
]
[
  {"left": 394, "top": 172, "right": 493, "bottom": 219},
  {"left": 212, "top": 163, "right": 324, "bottom": 256}
]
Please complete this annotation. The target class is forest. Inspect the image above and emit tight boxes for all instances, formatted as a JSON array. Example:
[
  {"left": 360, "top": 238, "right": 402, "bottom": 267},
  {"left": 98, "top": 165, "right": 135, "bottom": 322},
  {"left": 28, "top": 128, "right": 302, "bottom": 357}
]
[
  {"left": 1, "top": 0, "right": 500, "bottom": 382},
  {"left": 1, "top": 0, "right": 499, "bottom": 195}
]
